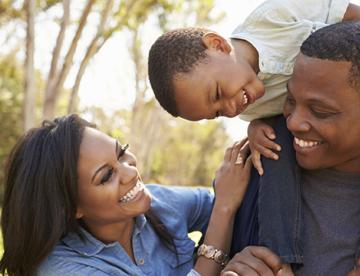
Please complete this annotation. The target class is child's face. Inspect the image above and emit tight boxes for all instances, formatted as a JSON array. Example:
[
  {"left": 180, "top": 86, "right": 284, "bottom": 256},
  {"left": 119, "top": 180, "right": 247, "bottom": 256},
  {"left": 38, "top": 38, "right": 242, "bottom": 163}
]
[{"left": 173, "top": 48, "right": 264, "bottom": 121}]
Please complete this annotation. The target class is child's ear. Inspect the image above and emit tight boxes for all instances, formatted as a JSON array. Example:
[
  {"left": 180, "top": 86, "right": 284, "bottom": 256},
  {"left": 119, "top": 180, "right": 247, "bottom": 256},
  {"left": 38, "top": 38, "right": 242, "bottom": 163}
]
[
  {"left": 202, "top": 32, "right": 231, "bottom": 53},
  {"left": 76, "top": 208, "right": 84, "bottom": 219}
]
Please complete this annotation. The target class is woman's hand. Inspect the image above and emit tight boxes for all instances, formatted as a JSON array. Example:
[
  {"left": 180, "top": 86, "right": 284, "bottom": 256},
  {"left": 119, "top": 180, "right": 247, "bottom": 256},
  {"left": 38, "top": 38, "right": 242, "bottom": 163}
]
[{"left": 213, "top": 138, "right": 252, "bottom": 212}]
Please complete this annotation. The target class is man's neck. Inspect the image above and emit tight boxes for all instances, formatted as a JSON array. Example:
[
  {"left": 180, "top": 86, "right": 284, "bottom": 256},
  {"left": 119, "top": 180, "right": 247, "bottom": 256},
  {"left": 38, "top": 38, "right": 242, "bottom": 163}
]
[{"left": 230, "top": 39, "right": 260, "bottom": 73}]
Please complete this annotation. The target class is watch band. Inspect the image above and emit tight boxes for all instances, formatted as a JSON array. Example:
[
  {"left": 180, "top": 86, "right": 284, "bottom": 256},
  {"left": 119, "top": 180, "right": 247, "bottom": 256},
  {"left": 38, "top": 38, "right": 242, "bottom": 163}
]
[{"left": 197, "top": 244, "right": 229, "bottom": 267}]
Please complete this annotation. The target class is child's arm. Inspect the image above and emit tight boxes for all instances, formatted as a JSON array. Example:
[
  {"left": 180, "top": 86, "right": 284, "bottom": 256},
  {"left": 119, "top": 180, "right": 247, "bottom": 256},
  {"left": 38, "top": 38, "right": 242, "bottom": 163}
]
[
  {"left": 343, "top": 3, "right": 360, "bottom": 21},
  {"left": 247, "top": 118, "right": 281, "bottom": 176}
]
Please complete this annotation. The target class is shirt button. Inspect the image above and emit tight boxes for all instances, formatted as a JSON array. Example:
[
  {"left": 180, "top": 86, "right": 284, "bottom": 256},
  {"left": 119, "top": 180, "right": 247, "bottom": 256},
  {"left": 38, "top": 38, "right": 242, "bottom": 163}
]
[{"left": 138, "top": 258, "right": 145, "bottom": 265}]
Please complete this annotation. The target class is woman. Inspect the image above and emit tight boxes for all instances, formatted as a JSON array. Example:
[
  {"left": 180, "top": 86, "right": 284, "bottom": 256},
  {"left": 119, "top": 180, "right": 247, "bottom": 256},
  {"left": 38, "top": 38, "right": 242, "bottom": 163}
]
[{"left": 0, "top": 114, "right": 251, "bottom": 276}]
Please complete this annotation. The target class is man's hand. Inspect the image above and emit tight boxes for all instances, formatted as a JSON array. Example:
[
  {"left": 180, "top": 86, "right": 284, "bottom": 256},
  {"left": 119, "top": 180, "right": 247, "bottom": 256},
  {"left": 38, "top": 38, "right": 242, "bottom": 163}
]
[{"left": 221, "top": 246, "right": 282, "bottom": 276}]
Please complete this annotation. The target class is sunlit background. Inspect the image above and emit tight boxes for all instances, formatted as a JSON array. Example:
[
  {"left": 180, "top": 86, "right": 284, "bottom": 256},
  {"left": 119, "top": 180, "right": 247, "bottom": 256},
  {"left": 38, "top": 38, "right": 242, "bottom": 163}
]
[{"left": 1, "top": 0, "right": 359, "bottom": 189}]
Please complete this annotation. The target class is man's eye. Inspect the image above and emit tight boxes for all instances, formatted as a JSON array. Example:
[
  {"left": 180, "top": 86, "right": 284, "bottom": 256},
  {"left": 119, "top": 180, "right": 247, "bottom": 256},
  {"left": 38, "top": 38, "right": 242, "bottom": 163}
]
[
  {"left": 100, "top": 168, "right": 113, "bottom": 184},
  {"left": 311, "top": 109, "right": 334, "bottom": 119}
]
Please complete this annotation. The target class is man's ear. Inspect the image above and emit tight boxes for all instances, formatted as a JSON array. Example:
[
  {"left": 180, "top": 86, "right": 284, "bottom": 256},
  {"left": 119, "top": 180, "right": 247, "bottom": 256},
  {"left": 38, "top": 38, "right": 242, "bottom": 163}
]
[{"left": 202, "top": 32, "right": 231, "bottom": 53}]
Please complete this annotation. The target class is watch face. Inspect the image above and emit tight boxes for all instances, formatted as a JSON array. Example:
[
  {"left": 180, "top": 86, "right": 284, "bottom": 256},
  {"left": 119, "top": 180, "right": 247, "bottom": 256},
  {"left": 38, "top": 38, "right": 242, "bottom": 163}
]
[
  {"left": 204, "top": 247, "right": 215, "bottom": 258},
  {"left": 214, "top": 250, "right": 226, "bottom": 262}
]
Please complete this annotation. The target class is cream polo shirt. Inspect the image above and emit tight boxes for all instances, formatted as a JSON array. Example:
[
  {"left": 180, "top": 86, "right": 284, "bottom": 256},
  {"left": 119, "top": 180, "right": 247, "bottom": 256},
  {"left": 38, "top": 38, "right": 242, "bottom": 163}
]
[{"left": 230, "top": 0, "right": 350, "bottom": 121}]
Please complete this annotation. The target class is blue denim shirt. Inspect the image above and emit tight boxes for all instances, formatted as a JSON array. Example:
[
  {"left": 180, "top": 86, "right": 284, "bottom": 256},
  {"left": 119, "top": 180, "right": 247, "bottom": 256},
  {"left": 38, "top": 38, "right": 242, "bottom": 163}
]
[
  {"left": 231, "top": 116, "right": 360, "bottom": 268},
  {"left": 38, "top": 184, "right": 213, "bottom": 276}
]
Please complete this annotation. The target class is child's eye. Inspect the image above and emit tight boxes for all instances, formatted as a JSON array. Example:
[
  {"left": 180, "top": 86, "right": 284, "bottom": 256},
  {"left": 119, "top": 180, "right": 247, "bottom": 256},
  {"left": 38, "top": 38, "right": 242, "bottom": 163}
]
[
  {"left": 100, "top": 168, "right": 113, "bottom": 184},
  {"left": 216, "top": 85, "right": 221, "bottom": 100}
]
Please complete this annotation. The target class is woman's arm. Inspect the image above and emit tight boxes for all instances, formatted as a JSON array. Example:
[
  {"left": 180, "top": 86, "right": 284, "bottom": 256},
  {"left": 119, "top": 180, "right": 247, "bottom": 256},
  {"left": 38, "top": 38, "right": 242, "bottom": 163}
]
[{"left": 193, "top": 139, "right": 252, "bottom": 276}]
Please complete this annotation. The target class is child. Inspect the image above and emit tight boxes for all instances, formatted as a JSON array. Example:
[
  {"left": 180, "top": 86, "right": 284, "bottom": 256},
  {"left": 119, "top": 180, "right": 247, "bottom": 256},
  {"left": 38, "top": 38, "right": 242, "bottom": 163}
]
[{"left": 148, "top": 0, "right": 360, "bottom": 175}]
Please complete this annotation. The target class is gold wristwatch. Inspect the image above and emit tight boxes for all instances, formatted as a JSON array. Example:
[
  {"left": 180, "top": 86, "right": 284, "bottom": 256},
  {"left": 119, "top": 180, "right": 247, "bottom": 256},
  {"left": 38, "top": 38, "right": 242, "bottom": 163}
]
[{"left": 197, "top": 244, "right": 229, "bottom": 267}]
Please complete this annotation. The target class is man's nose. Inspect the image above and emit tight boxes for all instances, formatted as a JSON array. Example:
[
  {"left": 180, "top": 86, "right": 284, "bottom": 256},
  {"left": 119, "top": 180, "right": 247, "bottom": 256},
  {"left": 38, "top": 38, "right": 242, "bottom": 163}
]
[{"left": 286, "top": 111, "right": 311, "bottom": 133}]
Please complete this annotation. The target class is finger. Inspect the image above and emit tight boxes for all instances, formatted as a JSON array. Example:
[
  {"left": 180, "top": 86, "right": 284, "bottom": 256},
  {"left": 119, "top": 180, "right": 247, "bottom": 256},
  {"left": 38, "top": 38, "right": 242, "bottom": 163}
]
[
  {"left": 221, "top": 272, "right": 239, "bottom": 276},
  {"left": 223, "top": 262, "right": 259, "bottom": 276},
  {"left": 276, "top": 264, "right": 294, "bottom": 276},
  {"left": 255, "top": 144, "right": 279, "bottom": 160},
  {"left": 251, "top": 151, "right": 264, "bottom": 176},
  {"left": 231, "top": 138, "right": 248, "bottom": 163},
  {"left": 224, "top": 146, "right": 233, "bottom": 162},
  {"left": 257, "top": 137, "right": 281, "bottom": 152},
  {"left": 262, "top": 126, "right": 276, "bottom": 140},
  {"left": 247, "top": 247, "right": 282, "bottom": 274}
]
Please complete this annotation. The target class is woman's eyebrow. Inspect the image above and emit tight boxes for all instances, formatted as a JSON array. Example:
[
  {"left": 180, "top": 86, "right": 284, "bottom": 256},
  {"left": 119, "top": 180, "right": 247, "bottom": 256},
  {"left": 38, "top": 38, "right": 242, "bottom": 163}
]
[{"left": 91, "top": 164, "right": 107, "bottom": 183}]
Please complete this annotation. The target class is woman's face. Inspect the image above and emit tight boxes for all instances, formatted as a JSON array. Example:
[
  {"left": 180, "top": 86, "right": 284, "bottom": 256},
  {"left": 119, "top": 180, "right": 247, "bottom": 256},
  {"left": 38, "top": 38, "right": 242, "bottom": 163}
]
[{"left": 75, "top": 127, "right": 152, "bottom": 228}]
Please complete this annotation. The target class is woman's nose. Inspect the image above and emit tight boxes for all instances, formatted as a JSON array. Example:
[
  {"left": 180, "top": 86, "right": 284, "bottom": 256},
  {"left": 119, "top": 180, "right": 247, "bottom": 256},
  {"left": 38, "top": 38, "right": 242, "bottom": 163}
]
[{"left": 115, "top": 161, "right": 138, "bottom": 185}]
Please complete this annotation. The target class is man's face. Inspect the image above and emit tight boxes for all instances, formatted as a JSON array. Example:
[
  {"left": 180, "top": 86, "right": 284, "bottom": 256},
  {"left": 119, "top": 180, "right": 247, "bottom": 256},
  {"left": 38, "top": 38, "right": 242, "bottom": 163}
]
[
  {"left": 173, "top": 49, "right": 265, "bottom": 121},
  {"left": 284, "top": 54, "right": 360, "bottom": 172}
]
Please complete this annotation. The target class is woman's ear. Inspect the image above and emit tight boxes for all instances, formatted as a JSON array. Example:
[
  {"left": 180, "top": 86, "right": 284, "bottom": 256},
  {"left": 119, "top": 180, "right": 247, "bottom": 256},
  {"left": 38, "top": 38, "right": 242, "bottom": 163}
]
[{"left": 202, "top": 32, "right": 232, "bottom": 53}]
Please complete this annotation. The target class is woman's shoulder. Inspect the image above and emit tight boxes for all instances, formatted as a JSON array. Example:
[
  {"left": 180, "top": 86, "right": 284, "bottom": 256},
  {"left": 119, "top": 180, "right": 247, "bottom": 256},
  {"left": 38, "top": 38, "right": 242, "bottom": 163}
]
[{"left": 146, "top": 184, "right": 213, "bottom": 209}]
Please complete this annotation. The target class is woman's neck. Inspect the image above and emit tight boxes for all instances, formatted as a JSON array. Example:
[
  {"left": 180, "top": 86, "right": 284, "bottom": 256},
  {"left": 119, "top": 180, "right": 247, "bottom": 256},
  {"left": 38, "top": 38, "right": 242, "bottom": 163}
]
[{"left": 84, "top": 218, "right": 136, "bottom": 262}]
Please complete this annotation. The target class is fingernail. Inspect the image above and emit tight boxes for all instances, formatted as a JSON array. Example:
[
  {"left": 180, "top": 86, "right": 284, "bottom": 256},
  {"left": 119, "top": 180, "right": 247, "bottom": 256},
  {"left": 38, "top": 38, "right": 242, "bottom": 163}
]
[
  {"left": 276, "top": 145, "right": 281, "bottom": 151},
  {"left": 273, "top": 155, "right": 279, "bottom": 160},
  {"left": 269, "top": 134, "right": 276, "bottom": 139}
]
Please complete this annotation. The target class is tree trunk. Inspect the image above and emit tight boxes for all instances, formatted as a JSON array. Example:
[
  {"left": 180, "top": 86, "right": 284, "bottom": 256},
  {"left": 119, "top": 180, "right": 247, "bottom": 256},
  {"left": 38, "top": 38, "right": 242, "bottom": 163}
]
[
  {"left": 23, "top": 0, "right": 35, "bottom": 131},
  {"left": 68, "top": 0, "right": 113, "bottom": 114},
  {"left": 44, "top": 0, "right": 70, "bottom": 119},
  {"left": 43, "top": 0, "right": 95, "bottom": 119}
]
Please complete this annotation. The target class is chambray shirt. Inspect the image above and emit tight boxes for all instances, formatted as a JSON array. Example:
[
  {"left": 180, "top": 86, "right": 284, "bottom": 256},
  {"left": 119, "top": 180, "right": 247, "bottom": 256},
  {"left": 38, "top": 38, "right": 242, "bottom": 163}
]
[
  {"left": 230, "top": 0, "right": 349, "bottom": 121},
  {"left": 37, "top": 184, "right": 214, "bottom": 276}
]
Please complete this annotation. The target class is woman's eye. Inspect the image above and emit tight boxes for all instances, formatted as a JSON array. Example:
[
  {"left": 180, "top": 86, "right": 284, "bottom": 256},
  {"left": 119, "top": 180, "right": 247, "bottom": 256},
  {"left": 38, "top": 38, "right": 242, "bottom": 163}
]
[{"left": 100, "top": 168, "right": 113, "bottom": 184}]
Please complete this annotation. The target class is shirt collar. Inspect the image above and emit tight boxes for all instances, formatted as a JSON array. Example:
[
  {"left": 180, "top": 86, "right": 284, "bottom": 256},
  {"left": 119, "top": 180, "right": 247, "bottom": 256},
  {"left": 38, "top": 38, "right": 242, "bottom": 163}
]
[{"left": 62, "top": 216, "right": 148, "bottom": 256}]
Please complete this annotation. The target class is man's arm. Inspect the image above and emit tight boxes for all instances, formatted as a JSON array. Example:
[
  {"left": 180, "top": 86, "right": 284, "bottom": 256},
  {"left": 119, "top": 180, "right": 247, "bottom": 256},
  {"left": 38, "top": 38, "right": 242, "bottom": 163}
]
[{"left": 343, "top": 3, "right": 360, "bottom": 21}]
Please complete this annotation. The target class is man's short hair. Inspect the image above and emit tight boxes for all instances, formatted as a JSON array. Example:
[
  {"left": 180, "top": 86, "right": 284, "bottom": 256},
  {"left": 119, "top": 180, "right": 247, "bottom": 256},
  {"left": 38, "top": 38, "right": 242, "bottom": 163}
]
[
  {"left": 148, "top": 27, "right": 211, "bottom": 117},
  {"left": 301, "top": 21, "right": 360, "bottom": 91}
]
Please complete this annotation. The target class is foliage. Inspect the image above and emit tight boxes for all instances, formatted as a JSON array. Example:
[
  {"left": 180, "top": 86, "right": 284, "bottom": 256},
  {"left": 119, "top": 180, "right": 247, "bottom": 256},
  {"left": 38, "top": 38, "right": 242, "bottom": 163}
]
[
  {"left": 0, "top": 0, "right": 231, "bottom": 205},
  {"left": 0, "top": 54, "right": 23, "bottom": 201}
]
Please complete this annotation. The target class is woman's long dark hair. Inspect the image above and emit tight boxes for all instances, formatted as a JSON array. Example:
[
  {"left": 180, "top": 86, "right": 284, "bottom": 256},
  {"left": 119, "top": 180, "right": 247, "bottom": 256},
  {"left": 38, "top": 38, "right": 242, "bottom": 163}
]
[{"left": 0, "top": 114, "right": 176, "bottom": 276}]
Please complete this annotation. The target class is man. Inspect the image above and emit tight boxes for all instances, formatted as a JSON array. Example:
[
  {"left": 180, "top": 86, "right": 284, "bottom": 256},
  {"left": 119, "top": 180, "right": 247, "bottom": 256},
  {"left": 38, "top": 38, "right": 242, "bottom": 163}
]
[{"left": 222, "top": 21, "right": 360, "bottom": 275}]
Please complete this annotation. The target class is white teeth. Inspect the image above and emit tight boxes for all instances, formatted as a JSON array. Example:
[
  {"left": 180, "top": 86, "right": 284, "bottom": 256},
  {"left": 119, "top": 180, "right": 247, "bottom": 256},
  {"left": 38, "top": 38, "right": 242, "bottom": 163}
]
[
  {"left": 294, "top": 137, "right": 321, "bottom": 148},
  {"left": 119, "top": 182, "right": 143, "bottom": 203},
  {"left": 242, "top": 90, "right": 248, "bottom": 105}
]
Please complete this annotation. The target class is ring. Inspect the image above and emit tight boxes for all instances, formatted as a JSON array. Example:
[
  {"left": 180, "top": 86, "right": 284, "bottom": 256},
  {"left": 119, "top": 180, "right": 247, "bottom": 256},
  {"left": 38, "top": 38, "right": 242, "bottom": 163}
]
[{"left": 235, "top": 153, "right": 243, "bottom": 165}]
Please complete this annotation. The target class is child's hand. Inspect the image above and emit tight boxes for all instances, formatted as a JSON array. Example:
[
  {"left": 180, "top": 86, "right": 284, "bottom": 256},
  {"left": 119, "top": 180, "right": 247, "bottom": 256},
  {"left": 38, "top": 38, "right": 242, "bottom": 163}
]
[
  {"left": 248, "top": 119, "right": 281, "bottom": 176},
  {"left": 214, "top": 138, "right": 252, "bottom": 211}
]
